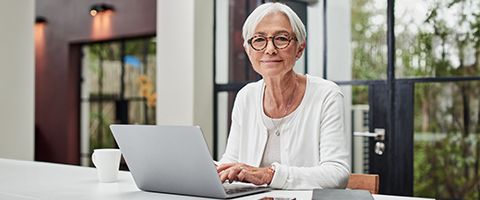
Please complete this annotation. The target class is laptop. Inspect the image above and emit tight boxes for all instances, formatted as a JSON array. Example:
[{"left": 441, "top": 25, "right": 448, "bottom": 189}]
[{"left": 110, "top": 124, "right": 270, "bottom": 199}]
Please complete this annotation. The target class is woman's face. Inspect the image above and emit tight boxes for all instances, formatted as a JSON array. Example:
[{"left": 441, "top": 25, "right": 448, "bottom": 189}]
[{"left": 245, "top": 12, "right": 305, "bottom": 78}]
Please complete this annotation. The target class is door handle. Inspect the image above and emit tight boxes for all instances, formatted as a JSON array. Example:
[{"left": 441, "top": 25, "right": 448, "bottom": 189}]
[
  {"left": 353, "top": 128, "right": 385, "bottom": 141},
  {"left": 353, "top": 128, "right": 385, "bottom": 155}
]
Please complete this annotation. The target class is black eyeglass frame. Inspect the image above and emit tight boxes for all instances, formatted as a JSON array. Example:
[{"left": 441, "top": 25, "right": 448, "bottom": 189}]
[{"left": 247, "top": 35, "right": 298, "bottom": 51}]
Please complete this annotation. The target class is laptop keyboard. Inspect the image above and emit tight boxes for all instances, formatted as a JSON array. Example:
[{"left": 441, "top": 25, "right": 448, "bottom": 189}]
[
  {"left": 223, "top": 184, "right": 267, "bottom": 195},
  {"left": 225, "top": 187, "right": 260, "bottom": 195}
]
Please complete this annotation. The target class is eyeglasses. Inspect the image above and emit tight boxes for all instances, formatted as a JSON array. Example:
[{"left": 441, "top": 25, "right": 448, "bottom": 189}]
[{"left": 247, "top": 34, "right": 297, "bottom": 51}]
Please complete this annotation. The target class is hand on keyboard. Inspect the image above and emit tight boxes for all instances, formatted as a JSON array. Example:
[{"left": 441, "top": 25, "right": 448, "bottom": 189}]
[{"left": 216, "top": 163, "right": 274, "bottom": 185}]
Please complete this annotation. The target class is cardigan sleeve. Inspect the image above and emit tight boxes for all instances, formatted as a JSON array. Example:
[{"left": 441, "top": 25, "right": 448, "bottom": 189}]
[{"left": 269, "top": 91, "right": 350, "bottom": 189}]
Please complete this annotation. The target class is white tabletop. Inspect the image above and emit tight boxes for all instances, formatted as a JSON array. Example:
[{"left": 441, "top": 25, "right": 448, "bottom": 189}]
[{"left": 0, "top": 159, "right": 432, "bottom": 200}]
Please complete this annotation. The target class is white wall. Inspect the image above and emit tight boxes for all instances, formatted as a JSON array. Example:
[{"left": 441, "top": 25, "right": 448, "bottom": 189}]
[
  {"left": 326, "top": 0, "right": 352, "bottom": 167},
  {"left": 156, "top": 0, "right": 214, "bottom": 152},
  {"left": 0, "top": 1, "right": 35, "bottom": 160}
]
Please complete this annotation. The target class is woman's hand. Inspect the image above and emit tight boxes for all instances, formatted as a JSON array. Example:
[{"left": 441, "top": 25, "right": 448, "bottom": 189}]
[{"left": 216, "top": 163, "right": 274, "bottom": 185}]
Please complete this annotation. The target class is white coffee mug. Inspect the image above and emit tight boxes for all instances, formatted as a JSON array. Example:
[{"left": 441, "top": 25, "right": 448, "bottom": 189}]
[{"left": 91, "top": 149, "right": 121, "bottom": 183}]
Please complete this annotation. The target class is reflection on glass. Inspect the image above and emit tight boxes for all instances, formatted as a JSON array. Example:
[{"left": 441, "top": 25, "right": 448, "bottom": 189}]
[
  {"left": 414, "top": 81, "right": 480, "bottom": 199},
  {"left": 351, "top": 0, "right": 387, "bottom": 80},
  {"left": 396, "top": 0, "right": 480, "bottom": 78}
]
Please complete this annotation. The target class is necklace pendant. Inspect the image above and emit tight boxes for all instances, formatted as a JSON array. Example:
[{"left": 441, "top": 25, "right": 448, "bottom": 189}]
[{"left": 275, "top": 130, "right": 280, "bottom": 136}]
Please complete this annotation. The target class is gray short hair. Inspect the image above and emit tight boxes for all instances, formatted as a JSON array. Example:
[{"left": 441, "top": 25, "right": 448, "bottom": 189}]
[{"left": 242, "top": 2, "right": 307, "bottom": 48}]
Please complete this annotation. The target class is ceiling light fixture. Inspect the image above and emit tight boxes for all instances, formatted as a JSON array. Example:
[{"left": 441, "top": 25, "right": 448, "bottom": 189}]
[
  {"left": 35, "top": 16, "right": 47, "bottom": 24},
  {"left": 89, "top": 3, "right": 115, "bottom": 17}
]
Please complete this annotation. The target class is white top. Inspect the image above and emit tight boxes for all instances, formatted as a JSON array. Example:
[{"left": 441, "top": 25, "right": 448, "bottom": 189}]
[
  {"left": 259, "top": 106, "right": 295, "bottom": 167},
  {"left": 259, "top": 116, "right": 282, "bottom": 167},
  {"left": 220, "top": 74, "right": 351, "bottom": 189}
]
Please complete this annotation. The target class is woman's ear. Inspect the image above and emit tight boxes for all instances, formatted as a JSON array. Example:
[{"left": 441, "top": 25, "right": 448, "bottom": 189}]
[{"left": 296, "top": 42, "right": 306, "bottom": 60}]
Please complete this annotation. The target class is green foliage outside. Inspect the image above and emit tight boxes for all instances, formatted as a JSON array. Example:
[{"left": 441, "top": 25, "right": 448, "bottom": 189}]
[
  {"left": 352, "top": 0, "right": 480, "bottom": 199},
  {"left": 351, "top": 0, "right": 387, "bottom": 104},
  {"left": 89, "top": 111, "right": 116, "bottom": 150}
]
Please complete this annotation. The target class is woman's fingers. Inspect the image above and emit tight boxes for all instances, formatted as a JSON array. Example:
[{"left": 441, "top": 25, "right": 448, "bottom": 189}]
[
  {"left": 236, "top": 167, "right": 271, "bottom": 185},
  {"left": 218, "top": 163, "right": 252, "bottom": 183},
  {"left": 216, "top": 163, "right": 235, "bottom": 173},
  {"left": 227, "top": 167, "right": 242, "bottom": 183},
  {"left": 237, "top": 169, "right": 247, "bottom": 182},
  {"left": 219, "top": 166, "right": 241, "bottom": 183},
  {"left": 219, "top": 170, "right": 229, "bottom": 183},
  {"left": 217, "top": 163, "right": 271, "bottom": 185}
]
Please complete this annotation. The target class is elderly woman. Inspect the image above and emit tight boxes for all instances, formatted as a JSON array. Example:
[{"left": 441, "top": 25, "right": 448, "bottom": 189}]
[{"left": 216, "top": 2, "right": 350, "bottom": 189}]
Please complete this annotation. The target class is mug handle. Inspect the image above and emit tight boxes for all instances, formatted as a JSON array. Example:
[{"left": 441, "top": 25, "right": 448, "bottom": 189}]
[{"left": 91, "top": 152, "right": 97, "bottom": 167}]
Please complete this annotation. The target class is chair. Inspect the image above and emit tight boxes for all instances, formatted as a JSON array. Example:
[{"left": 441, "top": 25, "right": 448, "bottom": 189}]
[{"left": 347, "top": 173, "right": 379, "bottom": 194}]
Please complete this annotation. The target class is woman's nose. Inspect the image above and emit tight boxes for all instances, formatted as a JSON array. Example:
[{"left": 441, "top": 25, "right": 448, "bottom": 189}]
[{"left": 264, "top": 40, "right": 277, "bottom": 55}]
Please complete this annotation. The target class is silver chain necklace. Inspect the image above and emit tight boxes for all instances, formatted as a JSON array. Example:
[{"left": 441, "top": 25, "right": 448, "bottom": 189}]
[{"left": 267, "top": 76, "right": 298, "bottom": 136}]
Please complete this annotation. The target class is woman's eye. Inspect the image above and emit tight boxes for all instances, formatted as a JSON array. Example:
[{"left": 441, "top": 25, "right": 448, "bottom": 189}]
[
  {"left": 253, "top": 38, "right": 266, "bottom": 43},
  {"left": 276, "top": 36, "right": 289, "bottom": 41}
]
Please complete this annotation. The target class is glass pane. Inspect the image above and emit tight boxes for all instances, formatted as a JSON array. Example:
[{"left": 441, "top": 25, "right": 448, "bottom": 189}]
[
  {"left": 343, "top": 85, "right": 370, "bottom": 173},
  {"left": 351, "top": 0, "right": 387, "bottom": 80},
  {"left": 124, "top": 38, "right": 157, "bottom": 99},
  {"left": 82, "top": 42, "right": 122, "bottom": 98},
  {"left": 89, "top": 101, "right": 116, "bottom": 148},
  {"left": 87, "top": 101, "right": 117, "bottom": 166},
  {"left": 414, "top": 81, "right": 480, "bottom": 199},
  {"left": 80, "top": 37, "right": 156, "bottom": 167},
  {"left": 396, "top": 0, "right": 480, "bottom": 78},
  {"left": 128, "top": 100, "right": 156, "bottom": 125},
  {"left": 215, "top": 91, "right": 236, "bottom": 159},
  {"left": 227, "top": 0, "right": 258, "bottom": 83}
]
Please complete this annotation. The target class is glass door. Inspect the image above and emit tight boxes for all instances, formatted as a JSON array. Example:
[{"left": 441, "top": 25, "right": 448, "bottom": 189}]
[
  {"left": 331, "top": 0, "right": 414, "bottom": 195},
  {"left": 340, "top": 0, "right": 480, "bottom": 198}
]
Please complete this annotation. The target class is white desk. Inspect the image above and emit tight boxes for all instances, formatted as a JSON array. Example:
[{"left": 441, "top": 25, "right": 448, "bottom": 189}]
[{"left": 0, "top": 159, "right": 432, "bottom": 200}]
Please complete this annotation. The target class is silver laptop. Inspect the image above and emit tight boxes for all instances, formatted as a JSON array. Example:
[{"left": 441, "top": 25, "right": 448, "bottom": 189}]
[{"left": 110, "top": 124, "right": 269, "bottom": 199}]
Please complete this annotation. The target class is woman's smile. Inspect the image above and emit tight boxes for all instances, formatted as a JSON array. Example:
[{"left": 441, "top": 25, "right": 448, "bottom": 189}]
[{"left": 261, "top": 59, "right": 283, "bottom": 66}]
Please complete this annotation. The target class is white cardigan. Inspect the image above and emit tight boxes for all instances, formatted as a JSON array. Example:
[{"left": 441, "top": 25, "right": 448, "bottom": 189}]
[{"left": 219, "top": 75, "right": 350, "bottom": 189}]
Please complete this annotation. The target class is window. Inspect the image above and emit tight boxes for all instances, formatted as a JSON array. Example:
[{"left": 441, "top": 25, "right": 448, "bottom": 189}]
[
  {"left": 394, "top": 0, "right": 480, "bottom": 198},
  {"left": 80, "top": 37, "right": 156, "bottom": 167},
  {"left": 349, "top": 0, "right": 480, "bottom": 197}
]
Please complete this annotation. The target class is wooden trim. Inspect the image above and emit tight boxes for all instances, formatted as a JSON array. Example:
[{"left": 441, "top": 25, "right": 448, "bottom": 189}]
[{"left": 347, "top": 174, "right": 380, "bottom": 194}]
